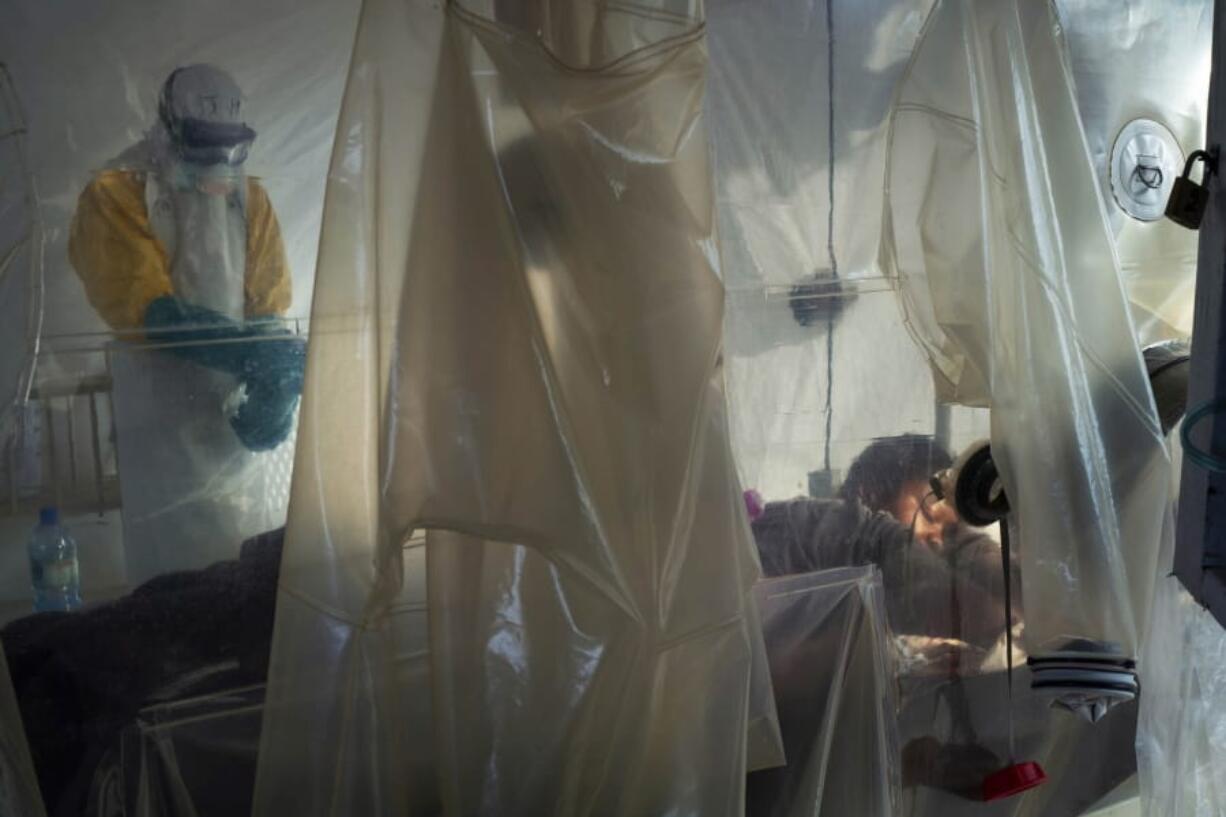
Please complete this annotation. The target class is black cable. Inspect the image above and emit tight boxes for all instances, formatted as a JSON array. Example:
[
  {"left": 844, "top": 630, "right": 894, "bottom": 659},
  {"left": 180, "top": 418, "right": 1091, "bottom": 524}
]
[
  {"left": 905, "top": 490, "right": 938, "bottom": 621},
  {"left": 822, "top": 0, "right": 837, "bottom": 473},
  {"left": 824, "top": 313, "right": 834, "bottom": 472},
  {"left": 1001, "top": 518, "right": 1015, "bottom": 761},
  {"left": 825, "top": 0, "right": 837, "bottom": 279}
]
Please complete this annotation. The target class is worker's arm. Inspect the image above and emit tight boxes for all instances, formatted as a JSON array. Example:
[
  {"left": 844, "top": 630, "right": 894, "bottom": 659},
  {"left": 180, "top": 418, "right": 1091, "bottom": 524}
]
[
  {"left": 68, "top": 171, "right": 174, "bottom": 331},
  {"left": 751, "top": 497, "right": 912, "bottom": 577},
  {"left": 243, "top": 181, "right": 291, "bottom": 319}
]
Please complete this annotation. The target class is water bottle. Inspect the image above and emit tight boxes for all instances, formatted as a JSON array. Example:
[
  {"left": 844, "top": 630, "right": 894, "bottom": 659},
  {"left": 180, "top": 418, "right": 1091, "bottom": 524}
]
[{"left": 28, "top": 507, "right": 82, "bottom": 612}]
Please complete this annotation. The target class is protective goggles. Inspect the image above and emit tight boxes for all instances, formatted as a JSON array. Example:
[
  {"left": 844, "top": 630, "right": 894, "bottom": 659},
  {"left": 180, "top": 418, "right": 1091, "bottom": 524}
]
[{"left": 169, "top": 117, "right": 256, "bottom": 167}]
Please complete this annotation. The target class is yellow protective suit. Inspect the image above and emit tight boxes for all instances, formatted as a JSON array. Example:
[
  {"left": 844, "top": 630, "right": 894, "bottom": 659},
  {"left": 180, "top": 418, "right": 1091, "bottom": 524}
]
[
  {"left": 68, "top": 169, "right": 291, "bottom": 329},
  {"left": 68, "top": 167, "right": 295, "bottom": 584}
]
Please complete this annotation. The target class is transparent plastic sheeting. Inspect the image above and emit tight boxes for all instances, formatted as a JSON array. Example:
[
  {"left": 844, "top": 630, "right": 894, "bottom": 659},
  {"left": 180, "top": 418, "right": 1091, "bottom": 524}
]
[
  {"left": 706, "top": 0, "right": 1206, "bottom": 499},
  {"left": 104, "top": 684, "right": 265, "bottom": 815},
  {"left": 1055, "top": 0, "right": 1210, "bottom": 347},
  {"left": 0, "top": 66, "right": 45, "bottom": 817},
  {"left": 883, "top": 0, "right": 1171, "bottom": 669},
  {"left": 747, "top": 566, "right": 898, "bottom": 817},
  {"left": 750, "top": 494, "right": 1141, "bottom": 815},
  {"left": 0, "top": 64, "right": 42, "bottom": 446},
  {"left": 1139, "top": 576, "right": 1226, "bottom": 815},
  {"left": 108, "top": 338, "right": 299, "bottom": 583},
  {"left": 253, "top": 1, "right": 782, "bottom": 815},
  {"left": 707, "top": 0, "right": 992, "bottom": 511},
  {"left": 894, "top": 643, "right": 1140, "bottom": 817},
  {"left": 1138, "top": 439, "right": 1226, "bottom": 816}
]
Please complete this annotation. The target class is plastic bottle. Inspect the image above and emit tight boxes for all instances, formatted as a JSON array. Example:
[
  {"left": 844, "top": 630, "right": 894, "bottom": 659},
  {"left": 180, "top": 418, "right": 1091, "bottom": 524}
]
[{"left": 28, "top": 507, "right": 82, "bottom": 612}]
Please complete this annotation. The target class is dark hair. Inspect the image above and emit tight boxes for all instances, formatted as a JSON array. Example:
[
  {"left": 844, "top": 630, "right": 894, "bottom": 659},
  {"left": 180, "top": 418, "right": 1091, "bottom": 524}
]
[{"left": 838, "top": 434, "right": 952, "bottom": 512}]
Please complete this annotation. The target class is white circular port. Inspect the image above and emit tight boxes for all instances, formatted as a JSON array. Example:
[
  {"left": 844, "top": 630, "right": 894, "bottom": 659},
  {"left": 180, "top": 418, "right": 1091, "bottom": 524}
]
[{"left": 1110, "top": 118, "right": 1184, "bottom": 222}]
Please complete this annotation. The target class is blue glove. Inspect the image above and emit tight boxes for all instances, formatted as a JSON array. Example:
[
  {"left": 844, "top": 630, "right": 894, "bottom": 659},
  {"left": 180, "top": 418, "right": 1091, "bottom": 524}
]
[
  {"left": 230, "top": 376, "right": 301, "bottom": 452},
  {"left": 143, "top": 296, "right": 251, "bottom": 376},
  {"left": 230, "top": 334, "right": 307, "bottom": 452},
  {"left": 237, "top": 334, "right": 307, "bottom": 392},
  {"left": 145, "top": 298, "right": 307, "bottom": 451}
]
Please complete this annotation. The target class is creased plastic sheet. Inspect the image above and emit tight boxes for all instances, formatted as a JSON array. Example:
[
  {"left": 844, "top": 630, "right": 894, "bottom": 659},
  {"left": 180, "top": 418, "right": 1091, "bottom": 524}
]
[
  {"left": 0, "top": 61, "right": 49, "bottom": 817},
  {"left": 88, "top": 683, "right": 266, "bottom": 816},
  {"left": 1055, "top": 0, "right": 1211, "bottom": 347},
  {"left": 106, "top": 339, "right": 299, "bottom": 583},
  {"left": 1139, "top": 579, "right": 1226, "bottom": 815},
  {"left": 0, "top": 63, "right": 42, "bottom": 443},
  {"left": 704, "top": 0, "right": 1135, "bottom": 811},
  {"left": 1138, "top": 435, "right": 1226, "bottom": 816},
  {"left": 883, "top": 0, "right": 1170, "bottom": 677},
  {"left": 706, "top": 0, "right": 971, "bottom": 502},
  {"left": 254, "top": 0, "right": 780, "bottom": 814},
  {"left": 747, "top": 566, "right": 898, "bottom": 817}
]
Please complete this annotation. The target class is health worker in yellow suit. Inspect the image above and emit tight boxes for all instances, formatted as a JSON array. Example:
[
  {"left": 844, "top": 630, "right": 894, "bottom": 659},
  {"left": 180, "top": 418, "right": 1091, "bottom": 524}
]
[{"left": 68, "top": 64, "right": 304, "bottom": 582}]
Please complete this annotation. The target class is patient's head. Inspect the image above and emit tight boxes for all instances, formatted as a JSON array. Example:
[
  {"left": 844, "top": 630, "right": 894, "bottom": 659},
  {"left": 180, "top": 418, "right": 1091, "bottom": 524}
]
[{"left": 839, "top": 435, "right": 957, "bottom": 549}]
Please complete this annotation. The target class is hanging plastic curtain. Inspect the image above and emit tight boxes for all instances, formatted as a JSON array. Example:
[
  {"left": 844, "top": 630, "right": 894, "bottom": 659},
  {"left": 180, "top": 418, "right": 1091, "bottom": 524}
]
[
  {"left": 883, "top": 0, "right": 1172, "bottom": 718},
  {"left": 703, "top": 2, "right": 1138, "bottom": 814},
  {"left": 254, "top": 0, "right": 781, "bottom": 814},
  {"left": 1056, "top": 3, "right": 1221, "bottom": 812},
  {"left": 747, "top": 566, "right": 899, "bottom": 817},
  {"left": 0, "top": 61, "right": 49, "bottom": 817},
  {"left": 0, "top": 64, "right": 42, "bottom": 440}
]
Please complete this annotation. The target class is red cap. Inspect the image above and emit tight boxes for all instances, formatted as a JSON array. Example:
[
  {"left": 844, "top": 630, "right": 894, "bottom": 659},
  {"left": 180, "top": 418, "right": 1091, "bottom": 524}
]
[{"left": 982, "top": 762, "right": 1047, "bottom": 801}]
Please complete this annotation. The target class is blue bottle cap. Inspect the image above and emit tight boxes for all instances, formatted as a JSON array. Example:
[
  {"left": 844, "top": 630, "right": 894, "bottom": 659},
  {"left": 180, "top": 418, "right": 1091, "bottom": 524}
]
[{"left": 38, "top": 507, "right": 58, "bottom": 526}]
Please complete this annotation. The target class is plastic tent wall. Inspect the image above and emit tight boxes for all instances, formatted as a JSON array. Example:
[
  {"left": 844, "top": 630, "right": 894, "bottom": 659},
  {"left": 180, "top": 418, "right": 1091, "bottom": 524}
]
[
  {"left": 253, "top": 1, "right": 781, "bottom": 815},
  {"left": 883, "top": 0, "right": 1171, "bottom": 693}
]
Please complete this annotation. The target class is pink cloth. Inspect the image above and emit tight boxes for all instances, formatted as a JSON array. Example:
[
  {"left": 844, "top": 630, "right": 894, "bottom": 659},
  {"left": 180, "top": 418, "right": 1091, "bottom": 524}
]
[{"left": 743, "top": 489, "right": 765, "bottom": 521}]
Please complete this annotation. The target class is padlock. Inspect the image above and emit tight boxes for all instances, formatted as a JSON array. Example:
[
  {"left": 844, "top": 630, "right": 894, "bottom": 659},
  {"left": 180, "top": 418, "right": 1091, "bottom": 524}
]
[{"left": 1165, "top": 148, "right": 1218, "bottom": 229}]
